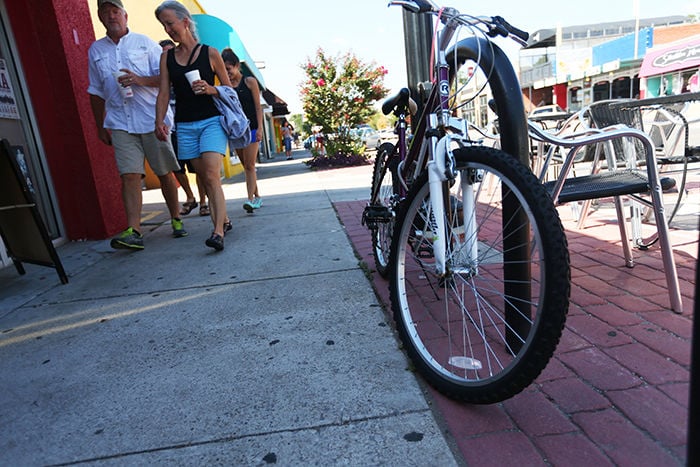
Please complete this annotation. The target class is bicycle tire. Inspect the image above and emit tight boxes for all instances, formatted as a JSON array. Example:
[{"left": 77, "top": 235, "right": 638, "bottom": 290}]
[
  {"left": 389, "top": 146, "right": 570, "bottom": 404},
  {"left": 369, "top": 142, "right": 399, "bottom": 278}
]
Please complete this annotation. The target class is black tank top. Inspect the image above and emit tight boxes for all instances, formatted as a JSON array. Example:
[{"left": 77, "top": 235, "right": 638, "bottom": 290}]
[
  {"left": 235, "top": 79, "right": 258, "bottom": 130},
  {"left": 167, "top": 44, "right": 220, "bottom": 123}
]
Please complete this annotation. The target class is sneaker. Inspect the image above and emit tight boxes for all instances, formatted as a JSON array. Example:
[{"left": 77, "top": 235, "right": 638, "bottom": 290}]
[
  {"left": 205, "top": 233, "right": 224, "bottom": 251},
  {"left": 243, "top": 197, "right": 263, "bottom": 213},
  {"left": 110, "top": 227, "right": 144, "bottom": 250},
  {"left": 171, "top": 218, "right": 188, "bottom": 238},
  {"left": 223, "top": 219, "right": 232, "bottom": 235}
]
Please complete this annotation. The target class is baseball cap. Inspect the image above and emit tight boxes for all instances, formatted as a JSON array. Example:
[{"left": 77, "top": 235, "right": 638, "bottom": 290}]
[{"left": 97, "top": 0, "right": 124, "bottom": 9}]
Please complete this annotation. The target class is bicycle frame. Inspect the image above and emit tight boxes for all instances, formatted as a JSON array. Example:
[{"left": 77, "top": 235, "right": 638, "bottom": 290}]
[{"left": 392, "top": 34, "right": 529, "bottom": 276}]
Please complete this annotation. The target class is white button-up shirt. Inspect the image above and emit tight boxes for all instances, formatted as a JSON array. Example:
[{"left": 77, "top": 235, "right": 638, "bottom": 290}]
[{"left": 87, "top": 30, "right": 172, "bottom": 134}]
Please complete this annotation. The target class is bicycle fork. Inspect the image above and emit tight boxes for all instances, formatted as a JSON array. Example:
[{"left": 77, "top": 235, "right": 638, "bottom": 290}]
[{"left": 427, "top": 132, "right": 479, "bottom": 278}]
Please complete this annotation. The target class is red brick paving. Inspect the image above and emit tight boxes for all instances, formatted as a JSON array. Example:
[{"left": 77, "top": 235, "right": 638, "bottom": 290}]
[{"left": 333, "top": 198, "right": 695, "bottom": 466}]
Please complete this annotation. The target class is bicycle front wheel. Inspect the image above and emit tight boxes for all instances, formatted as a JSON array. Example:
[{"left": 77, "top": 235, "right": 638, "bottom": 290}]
[{"left": 390, "top": 146, "right": 570, "bottom": 404}]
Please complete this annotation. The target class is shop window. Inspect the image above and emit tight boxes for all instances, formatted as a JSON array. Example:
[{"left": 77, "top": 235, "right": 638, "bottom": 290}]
[
  {"left": 681, "top": 69, "right": 698, "bottom": 93},
  {"left": 0, "top": 8, "right": 61, "bottom": 240},
  {"left": 646, "top": 76, "right": 661, "bottom": 98}
]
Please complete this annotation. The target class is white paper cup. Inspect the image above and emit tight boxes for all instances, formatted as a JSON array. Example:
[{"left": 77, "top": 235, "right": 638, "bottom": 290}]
[
  {"left": 184, "top": 70, "right": 200, "bottom": 85},
  {"left": 112, "top": 71, "right": 133, "bottom": 98}
]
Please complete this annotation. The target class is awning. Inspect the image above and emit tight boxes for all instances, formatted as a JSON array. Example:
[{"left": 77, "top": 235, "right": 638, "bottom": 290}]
[
  {"left": 193, "top": 14, "right": 266, "bottom": 89},
  {"left": 639, "top": 34, "right": 700, "bottom": 78},
  {"left": 262, "top": 89, "right": 289, "bottom": 116}
]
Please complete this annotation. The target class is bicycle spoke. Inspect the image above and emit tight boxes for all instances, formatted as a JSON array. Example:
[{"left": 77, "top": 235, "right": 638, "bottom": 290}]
[{"left": 390, "top": 147, "right": 569, "bottom": 403}]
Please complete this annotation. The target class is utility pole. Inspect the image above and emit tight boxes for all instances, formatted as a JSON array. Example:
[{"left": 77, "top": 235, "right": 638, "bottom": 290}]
[{"left": 402, "top": 10, "right": 433, "bottom": 130}]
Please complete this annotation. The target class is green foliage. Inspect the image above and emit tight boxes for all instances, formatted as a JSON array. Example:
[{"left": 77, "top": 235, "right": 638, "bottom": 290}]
[
  {"left": 301, "top": 48, "right": 389, "bottom": 135},
  {"left": 368, "top": 110, "right": 397, "bottom": 131},
  {"left": 288, "top": 114, "right": 303, "bottom": 132}
]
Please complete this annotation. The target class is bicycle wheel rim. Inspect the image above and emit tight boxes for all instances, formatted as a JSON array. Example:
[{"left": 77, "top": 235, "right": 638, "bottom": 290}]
[{"left": 391, "top": 148, "right": 569, "bottom": 403}]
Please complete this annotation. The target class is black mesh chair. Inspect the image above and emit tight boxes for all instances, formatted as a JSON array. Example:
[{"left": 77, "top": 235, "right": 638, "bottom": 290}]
[
  {"left": 528, "top": 109, "right": 683, "bottom": 313},
  {"left": 617, "top": 99, "right": 700, "bottom": 227}
]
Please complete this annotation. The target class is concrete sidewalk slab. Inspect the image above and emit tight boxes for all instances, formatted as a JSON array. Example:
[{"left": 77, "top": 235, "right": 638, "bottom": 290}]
[{"left": 0, "top": 151, "right": 460, "bottom": 466}]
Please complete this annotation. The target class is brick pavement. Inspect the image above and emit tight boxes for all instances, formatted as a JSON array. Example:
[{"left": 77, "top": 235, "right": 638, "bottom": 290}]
[{"left": 334, "top": 192, "right": 696, "bottom": 466}]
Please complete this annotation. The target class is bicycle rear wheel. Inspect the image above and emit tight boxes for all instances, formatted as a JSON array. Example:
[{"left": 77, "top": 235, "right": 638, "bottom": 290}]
[
  {"left": 368, "top": 142, "right": 399, "bottom": 278},
  {"left": 390, "top": 146, "right": 570, "bottom": 403}
]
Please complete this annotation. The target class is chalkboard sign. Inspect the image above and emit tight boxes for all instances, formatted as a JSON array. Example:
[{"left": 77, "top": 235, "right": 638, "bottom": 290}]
[{"left": 0, "top": 138, "right": 67, "bottom": 284}]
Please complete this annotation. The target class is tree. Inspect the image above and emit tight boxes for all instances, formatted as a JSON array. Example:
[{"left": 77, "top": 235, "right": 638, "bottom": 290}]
[{"left": 300, "top": 48, "right": 388, "bottom": 162}]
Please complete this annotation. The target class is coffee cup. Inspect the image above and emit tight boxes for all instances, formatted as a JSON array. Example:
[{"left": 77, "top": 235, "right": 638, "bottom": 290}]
[
  {"left": 185, "top": 70, "right": 200, "bottom": 85},
  {"left": 112, "top": 71, "right": 133, "bottom": 98}
]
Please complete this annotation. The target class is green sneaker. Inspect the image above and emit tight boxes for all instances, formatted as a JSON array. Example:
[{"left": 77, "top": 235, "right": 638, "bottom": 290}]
[
  {"left": 171, "top": 218, "right": 188, "bottom": 238},
  {"left": 243, "top": 197, "right": 263, "bottom": 213},
  {"left": 110, "top": 227, "right": 144, "bottom": 250}
]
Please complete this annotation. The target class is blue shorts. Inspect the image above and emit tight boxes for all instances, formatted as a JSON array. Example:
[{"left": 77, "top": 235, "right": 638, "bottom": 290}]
[
  {"left": 175, "top": 116, "right": 227, "bottom": 160},
  {"left": 284, "top": 136, "right": 292, "bottom": 151}
]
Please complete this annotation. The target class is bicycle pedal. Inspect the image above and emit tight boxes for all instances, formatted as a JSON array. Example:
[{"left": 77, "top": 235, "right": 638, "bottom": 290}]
[{"left": 362, "top": 205, "right": 393, "bottom": 228}]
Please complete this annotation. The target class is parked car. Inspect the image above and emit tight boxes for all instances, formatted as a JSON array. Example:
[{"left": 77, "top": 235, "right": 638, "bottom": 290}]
[
  {"left": 351, "top": 127, "right": 380, "bottom": 150},
  {"left": 528, "top": 104, "right": 570, "bottom": 128},
  {"left": 303, "top": 134, "right": 317, "bottom": 150},
  {"left": 529, "top": 104, "right": 567, "bottom": 117},
  {"left": 376, "top": 128, "right": 399, "bottom": 146}
]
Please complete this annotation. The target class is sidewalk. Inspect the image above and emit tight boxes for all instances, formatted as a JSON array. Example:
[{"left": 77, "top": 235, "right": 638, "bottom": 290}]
[
  {"left": 0, "top": 150, "right": 696, "bottom": 465},
  {"left": 0, "top": 150, "right": 458, "bottom": 466}
]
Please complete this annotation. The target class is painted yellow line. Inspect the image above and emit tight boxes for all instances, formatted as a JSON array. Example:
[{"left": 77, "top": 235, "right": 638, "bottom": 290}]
[{"left": 141, "top": 211, "right": 164, "bottom": 223}]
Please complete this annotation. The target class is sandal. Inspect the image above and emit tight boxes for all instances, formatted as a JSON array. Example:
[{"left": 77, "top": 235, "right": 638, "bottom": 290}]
[
  {"left": 179, "top": 200, "right": 198, "bottom": 216},
  {"left": 199, "top": 204, "right": 210, "bottom": 216},
  {"left": 223, "top": 219, "right": 232, "bottom": 235}
]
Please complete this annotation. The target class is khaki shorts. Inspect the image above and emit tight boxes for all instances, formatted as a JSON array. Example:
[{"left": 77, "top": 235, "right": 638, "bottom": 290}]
[{"left": 111, "top": 130, "right": 180, "bottom": 176}]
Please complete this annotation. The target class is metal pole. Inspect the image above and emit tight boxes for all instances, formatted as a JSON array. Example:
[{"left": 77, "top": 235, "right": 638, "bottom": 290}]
[
  {"left": 688, "top": 234, "right": 699, "bottom": 464},
  {"left": 402, "top": 10, "right": 433, "bottom": 131}
]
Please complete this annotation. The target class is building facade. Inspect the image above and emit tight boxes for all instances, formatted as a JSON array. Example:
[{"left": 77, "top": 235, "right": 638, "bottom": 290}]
[{"left": 519, "top": 16, "right": 700, "bottom": 112}]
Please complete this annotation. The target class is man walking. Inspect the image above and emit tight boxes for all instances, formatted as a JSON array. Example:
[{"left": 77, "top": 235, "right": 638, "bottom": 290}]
[{"left": 88, "top": 0, "right": 186, "bottom": 250}]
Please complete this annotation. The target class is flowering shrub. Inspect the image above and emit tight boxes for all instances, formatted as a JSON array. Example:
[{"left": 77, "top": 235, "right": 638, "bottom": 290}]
[{"left": 301, "top": 49, "right": 388, "bottom": 168}]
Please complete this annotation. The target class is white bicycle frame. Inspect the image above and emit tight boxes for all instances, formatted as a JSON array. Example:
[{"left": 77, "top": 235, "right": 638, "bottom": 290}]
[
  {"left": 398, "top": 0, "right": 523, "bottom": 278},
  {"left": 426, "top": 113, "right": 477, "bottom": 276}
]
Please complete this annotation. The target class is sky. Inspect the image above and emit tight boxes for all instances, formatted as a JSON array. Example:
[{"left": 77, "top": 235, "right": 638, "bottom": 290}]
[{"left": 199, "top": 0, "right": 700, "bottom": 115}]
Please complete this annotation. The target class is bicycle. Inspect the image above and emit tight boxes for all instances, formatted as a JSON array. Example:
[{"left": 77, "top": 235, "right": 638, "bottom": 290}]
[{"left": 368, "top": 0, "right": 571, "bottom": 403}]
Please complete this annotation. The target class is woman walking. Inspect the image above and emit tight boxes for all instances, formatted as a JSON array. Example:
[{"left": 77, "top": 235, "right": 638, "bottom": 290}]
[
  {"left": 281, "top": 120, "right": 293, "bottom": 160},
  {"left": 154, "top": 1, "right": 232, "bottom": 251},
  {"left": 222, "top": 48, "right": 263, "bottom": 213}
]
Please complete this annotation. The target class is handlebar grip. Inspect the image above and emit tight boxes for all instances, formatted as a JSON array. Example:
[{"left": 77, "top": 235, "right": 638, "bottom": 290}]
[
  {"left": 412, "top": 0, "right": 434, "bottom": 12},
  {"left": 493, "top": 16, "right": 529, "bottom": 42},
  {"left": 388, "top": 0, "right": 433, "bottom": 13}
]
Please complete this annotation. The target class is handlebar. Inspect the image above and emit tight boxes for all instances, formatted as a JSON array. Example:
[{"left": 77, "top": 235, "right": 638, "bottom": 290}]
[
  {"left": 388, "top": 0, "right": 529, "bottom": 44},
  {"left": 491, "top": 16, "right": 529, "bottom": 42},
  {"left": 388, "top": 0, "right": 435, "bottom": 13}
]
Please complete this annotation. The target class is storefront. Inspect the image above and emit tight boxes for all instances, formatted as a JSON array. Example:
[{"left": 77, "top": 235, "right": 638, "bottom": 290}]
[
  {"left": 639, "top": 34, "right": 700, "bottom": 97},
  {"left": 0, "top": 0, "right": 124, "bottom": 264}
]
